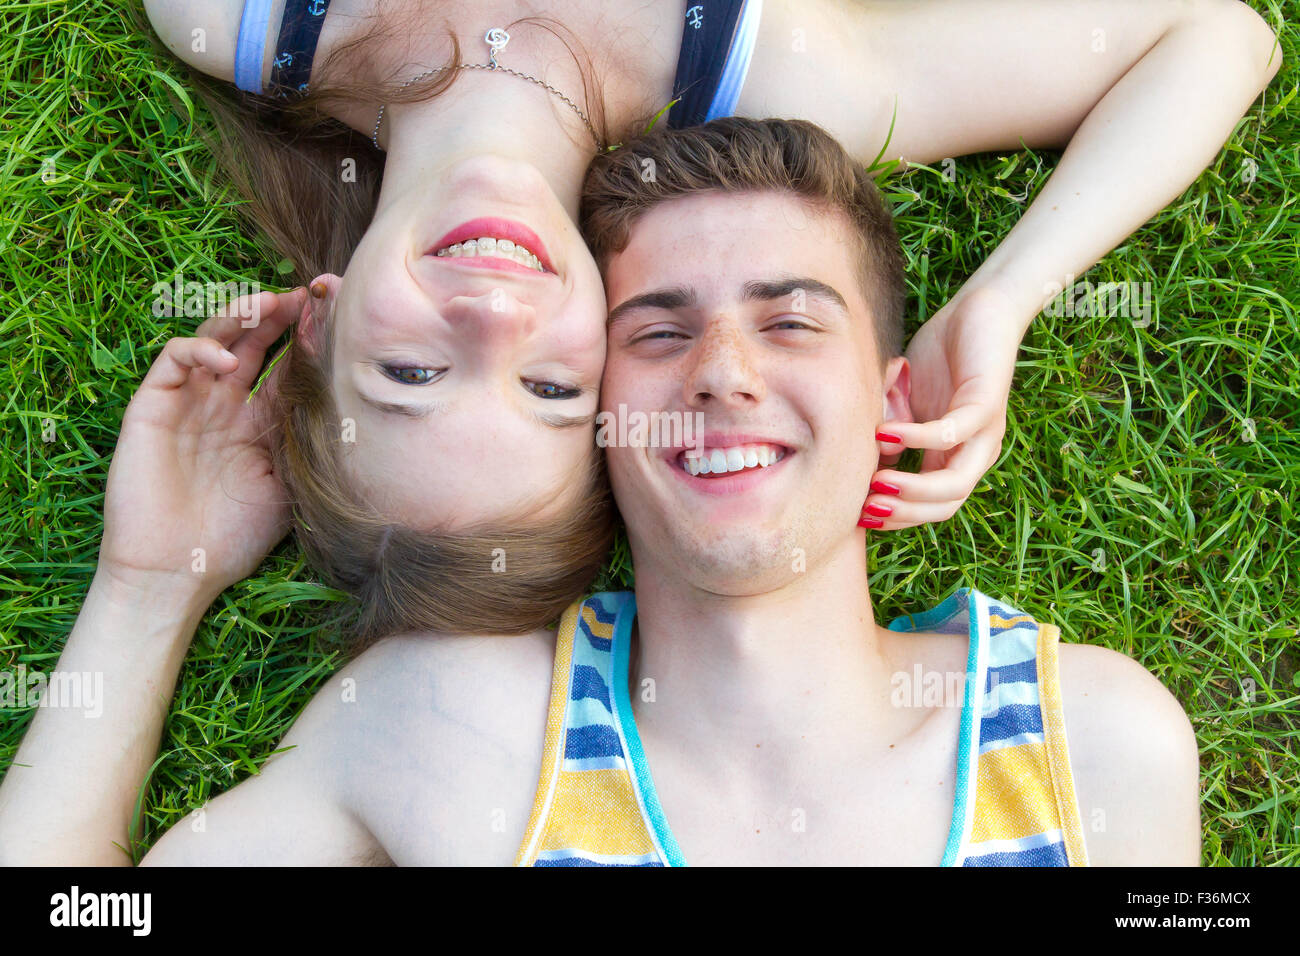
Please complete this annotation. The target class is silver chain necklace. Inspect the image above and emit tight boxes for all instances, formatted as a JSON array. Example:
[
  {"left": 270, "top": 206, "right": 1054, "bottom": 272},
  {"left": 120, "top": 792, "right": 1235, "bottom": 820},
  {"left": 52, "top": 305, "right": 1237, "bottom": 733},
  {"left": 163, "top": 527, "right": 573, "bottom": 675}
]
[{"left": 371, "top": 28, "right": 603, "bottom": 151}]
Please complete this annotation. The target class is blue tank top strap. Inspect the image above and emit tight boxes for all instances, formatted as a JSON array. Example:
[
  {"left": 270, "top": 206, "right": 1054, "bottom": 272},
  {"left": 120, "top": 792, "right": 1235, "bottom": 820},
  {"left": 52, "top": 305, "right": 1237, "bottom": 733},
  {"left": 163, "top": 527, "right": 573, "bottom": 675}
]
[
  {"left": 271, "top": 0, "right": 332, "bottom": 96},
  {"left": 667, "top": 0, "right": 764, "bottom": 128},
  {"left": 234, "top": 0, "right": 274, "bottom": 94}
]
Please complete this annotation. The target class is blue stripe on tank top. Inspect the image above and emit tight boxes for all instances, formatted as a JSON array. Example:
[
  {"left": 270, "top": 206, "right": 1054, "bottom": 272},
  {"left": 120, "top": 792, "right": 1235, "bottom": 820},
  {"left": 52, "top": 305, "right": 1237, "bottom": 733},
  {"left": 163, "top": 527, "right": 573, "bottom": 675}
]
[
  {"left": 979, "top": 703, "right": 1044, "bottom": 746},
  {"left": 987, "top": 657, "right": 1038, "bottom": 690},
  {"left": 565, "top": 722, "right": 624, "bottom": 760},
  {"left": 963, "top": 841, "right": 1069, "bottom": 867},
  {"left": 570, "top": 664, "right": 612, "bottom": 712},
  {"left": 535, "top": 857, "right": 663, "bottom": 868},
  {"left": 578, "top": 616, "right": 612, "bottom": 653},
  {"left": 585, "top": 594, "right": 618, "bottom": 625}
]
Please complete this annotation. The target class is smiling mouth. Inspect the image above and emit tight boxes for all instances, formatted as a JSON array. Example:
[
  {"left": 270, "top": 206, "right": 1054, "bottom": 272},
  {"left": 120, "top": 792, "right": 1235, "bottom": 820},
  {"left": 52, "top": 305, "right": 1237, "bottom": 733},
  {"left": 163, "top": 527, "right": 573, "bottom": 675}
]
[
  {"left": 433, "top": 235, "right": 549, "bottom": 273},
  {"left": 676, "top": 442, "right": 790, "bottom": 477}
]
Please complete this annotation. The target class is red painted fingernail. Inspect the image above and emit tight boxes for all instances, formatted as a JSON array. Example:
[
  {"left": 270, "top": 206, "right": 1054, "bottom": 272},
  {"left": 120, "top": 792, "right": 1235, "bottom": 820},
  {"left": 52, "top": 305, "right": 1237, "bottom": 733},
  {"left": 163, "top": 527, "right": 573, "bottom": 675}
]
[
  {"left": 865, "top": 503, "right": 893, "bottom": 517},
  {"left": 870, "top": 481, "right": 900, "bottom": 496},
  {"left": 857, "top": 516, "right": 884, "bottom": 529},
  {"left": 875, "top": 431, "right": 902, "bottom": 444}
]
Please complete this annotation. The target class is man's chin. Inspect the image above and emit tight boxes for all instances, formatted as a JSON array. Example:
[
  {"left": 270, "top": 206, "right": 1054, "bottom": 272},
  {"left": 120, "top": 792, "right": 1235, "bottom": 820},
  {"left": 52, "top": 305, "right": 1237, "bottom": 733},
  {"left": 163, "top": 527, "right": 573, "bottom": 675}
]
[{"left": 668, "top": 529, "right": 805, "bottom": 595}]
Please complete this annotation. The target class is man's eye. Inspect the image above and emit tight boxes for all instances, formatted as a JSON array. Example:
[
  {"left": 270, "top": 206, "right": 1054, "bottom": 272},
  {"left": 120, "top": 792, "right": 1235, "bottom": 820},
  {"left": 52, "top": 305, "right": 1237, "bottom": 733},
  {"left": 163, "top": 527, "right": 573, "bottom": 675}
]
[
  {"left": 383, "top": 366, "right": 441, "bottom": 385},
  {"left": 633, "top": 330, "right": 688, "bottom": 344},
  {"left": 526, "top": 380, "right": 581, "bottom": 399},
  {"left": 767, "top": 318, "right": 815, "bottom": 331}
]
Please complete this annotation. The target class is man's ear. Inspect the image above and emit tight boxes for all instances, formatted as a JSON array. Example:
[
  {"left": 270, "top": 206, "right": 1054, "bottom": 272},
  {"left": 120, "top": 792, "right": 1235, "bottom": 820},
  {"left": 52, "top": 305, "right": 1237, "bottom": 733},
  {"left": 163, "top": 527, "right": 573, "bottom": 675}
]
[
  {"left": 296, "top": 273, "right": 342, "bottom": 357},
  {"left": 882, "top": 355, "right": 913, "bottom": 425}
]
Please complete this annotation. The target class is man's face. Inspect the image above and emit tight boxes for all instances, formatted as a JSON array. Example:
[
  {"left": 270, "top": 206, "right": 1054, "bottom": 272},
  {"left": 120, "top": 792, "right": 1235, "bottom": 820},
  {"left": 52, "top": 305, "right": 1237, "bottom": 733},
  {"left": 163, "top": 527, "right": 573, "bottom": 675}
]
[{"left": 601, "top": 190, "right": 908, "bottom": 594}]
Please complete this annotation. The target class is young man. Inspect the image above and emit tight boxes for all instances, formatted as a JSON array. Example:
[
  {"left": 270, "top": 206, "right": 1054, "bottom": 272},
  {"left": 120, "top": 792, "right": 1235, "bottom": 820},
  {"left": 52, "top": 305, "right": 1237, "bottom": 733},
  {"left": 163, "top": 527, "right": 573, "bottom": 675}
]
[{"left": 0, "top": 119, "right": 1199, "bottom": 866}]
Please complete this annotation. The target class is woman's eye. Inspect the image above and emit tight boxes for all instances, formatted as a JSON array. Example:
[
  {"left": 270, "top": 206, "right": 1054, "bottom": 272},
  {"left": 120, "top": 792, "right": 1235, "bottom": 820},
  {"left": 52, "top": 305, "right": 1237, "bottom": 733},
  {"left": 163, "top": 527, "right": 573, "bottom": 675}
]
[
  {"left": 526, "top": 380, "right": 581, "bottom": 399},
  {"left": 383, "top": 366, "right": 440, "bottom": 385}
]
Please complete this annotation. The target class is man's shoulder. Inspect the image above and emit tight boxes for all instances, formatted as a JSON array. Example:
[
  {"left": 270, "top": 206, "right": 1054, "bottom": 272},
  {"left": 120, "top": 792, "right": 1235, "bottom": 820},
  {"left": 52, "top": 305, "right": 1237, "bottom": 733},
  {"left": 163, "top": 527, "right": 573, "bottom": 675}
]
[{"left": 1055, "top": 641, "right": 1201, "bottom": 865}]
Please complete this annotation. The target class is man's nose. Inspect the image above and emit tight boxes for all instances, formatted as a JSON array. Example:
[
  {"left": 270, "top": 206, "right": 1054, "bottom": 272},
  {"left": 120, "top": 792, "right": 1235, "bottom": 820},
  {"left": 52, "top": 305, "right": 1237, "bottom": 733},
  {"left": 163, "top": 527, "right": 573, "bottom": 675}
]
[
  {"left": 681, "top": 317, "right": 766, "bottom": 408},
  {"left": 441, "top": 287, "right": 535, "bottom": 343}
]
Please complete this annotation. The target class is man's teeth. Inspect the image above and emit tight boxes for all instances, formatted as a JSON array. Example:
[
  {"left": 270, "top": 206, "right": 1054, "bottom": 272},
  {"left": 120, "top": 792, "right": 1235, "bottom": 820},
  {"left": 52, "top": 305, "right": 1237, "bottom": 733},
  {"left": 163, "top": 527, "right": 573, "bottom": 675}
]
[
  {"left": 434, "top": 236, "right": 546, "bottom": 272},
  {"left": 682, "top": 443, "right": 786, "bottom": 476}
]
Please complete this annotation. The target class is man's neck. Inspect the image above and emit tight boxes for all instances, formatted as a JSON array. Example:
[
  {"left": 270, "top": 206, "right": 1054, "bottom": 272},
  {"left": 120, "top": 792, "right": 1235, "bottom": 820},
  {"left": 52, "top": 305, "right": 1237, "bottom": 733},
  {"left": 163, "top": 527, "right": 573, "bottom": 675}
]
[{"left": 628, "top": 540, "right": 906, "bottom": 783}]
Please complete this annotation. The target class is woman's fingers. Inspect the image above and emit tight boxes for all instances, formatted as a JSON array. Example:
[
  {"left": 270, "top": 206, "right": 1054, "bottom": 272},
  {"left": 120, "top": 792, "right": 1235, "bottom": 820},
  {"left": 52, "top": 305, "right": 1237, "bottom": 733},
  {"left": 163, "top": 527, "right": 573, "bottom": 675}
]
[
  {"left": 859, "top": 497, "right": 967, "bottom": 531},
  {"left": 877, "top": 400, "right": 991, "bottom": 453},
  {"left": 140, "top": 337, "right": 239, "bottom": 390},
  {"left": 194, "top": 288, "right": 305, "bottom": 386},
  {"left": 226, "top": 289, "right": 305, "bottom": 387},
  {"left": 862, "top": 430, "right": 1004, "bottom": 530},
  {"left": 194, "top": 290, "right": 284, "bottom": 344}
]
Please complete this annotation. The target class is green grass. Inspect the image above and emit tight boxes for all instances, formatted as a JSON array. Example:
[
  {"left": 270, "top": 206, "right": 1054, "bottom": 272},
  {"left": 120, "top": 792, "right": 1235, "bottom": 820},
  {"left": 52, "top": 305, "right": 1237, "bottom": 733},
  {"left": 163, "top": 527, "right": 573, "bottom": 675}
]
[{"left": 1, "top": 0, "right": 1296, "bottom": 865}]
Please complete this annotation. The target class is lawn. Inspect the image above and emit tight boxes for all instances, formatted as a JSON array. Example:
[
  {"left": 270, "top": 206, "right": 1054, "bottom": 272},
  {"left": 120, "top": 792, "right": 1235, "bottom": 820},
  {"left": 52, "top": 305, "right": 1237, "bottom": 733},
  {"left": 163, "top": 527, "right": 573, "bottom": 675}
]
[{"left": 1, "top": 0, "right": 1296, "bottom": 864}]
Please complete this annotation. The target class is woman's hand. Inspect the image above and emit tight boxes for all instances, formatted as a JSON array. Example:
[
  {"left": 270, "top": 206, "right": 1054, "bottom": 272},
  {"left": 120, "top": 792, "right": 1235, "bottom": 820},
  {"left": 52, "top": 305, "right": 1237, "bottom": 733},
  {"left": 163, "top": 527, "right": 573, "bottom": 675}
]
[
  {"left": 99, "top": 288, "right": 307, "bottom": 608},
  {"left": 862, "top": 287, "right": 1024, "bottom": 530}
]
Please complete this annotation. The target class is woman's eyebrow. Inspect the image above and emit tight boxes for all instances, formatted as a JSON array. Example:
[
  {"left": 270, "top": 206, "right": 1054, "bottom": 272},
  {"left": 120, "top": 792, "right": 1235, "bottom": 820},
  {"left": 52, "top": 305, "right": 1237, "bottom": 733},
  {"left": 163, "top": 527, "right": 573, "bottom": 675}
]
[
  {"left": 356, "top": 392, "right": 446, "bottom": 418},
  {"left": 533, "top": 409, "right": 598, "bottom": 429},
  {"left": 607, "top": 286, "right": 696, "bottom": 325}
]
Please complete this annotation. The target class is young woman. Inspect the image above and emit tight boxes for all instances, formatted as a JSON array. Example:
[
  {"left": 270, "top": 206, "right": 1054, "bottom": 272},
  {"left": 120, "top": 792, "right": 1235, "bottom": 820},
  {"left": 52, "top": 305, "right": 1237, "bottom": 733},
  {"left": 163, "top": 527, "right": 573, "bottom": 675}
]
[{"left": 137, "top": 0, "right": 1281, "bottom": 645}]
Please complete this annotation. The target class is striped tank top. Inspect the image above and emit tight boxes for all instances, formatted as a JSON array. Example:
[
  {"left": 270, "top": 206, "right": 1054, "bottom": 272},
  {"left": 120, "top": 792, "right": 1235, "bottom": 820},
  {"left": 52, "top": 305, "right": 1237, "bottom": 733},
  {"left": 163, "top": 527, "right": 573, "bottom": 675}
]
[{"left": 514, "top": 587, "right": 1090, "bottom": 866}]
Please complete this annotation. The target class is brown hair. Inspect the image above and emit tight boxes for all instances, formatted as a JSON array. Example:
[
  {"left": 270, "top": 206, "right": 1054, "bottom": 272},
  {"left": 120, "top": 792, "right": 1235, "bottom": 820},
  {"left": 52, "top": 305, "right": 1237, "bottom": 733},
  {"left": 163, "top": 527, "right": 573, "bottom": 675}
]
[
  {"left": 131, "top": 4, "right": 616, "bottom": 652},
  {"left": 580, "top": 118, "right": 905, "bottom": 362}
]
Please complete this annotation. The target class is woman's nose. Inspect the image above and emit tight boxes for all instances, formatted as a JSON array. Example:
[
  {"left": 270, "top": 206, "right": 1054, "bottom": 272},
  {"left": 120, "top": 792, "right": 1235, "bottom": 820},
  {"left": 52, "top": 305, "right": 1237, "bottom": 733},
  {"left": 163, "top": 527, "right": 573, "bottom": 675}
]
[{"left": 442, "top": 287, "right": 536, "bottom": 343}]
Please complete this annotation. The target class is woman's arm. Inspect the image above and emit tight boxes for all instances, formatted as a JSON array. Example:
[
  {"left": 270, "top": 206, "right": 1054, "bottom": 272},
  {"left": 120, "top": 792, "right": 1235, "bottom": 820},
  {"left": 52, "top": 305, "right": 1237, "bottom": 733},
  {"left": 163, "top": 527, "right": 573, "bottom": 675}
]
[
  {"left": 0, "top": 291, "right": 304, "bottom": 864},
  {"left": 743, "top": 0, "right": 1282, "bottom": 527},
  {"left": 0, "top": 574, "right": 211, "bottom": 864}
]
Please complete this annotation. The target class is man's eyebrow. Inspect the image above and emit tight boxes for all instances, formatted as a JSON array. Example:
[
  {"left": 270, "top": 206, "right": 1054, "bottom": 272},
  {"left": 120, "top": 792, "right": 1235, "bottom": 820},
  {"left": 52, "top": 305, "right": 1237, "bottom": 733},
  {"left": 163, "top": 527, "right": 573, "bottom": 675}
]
[
  {"left": 743, "top": 277, "right": 848, "bottom": 312},
  {"left": 607, "top": 286, "right": 696, "bottom": 325}
]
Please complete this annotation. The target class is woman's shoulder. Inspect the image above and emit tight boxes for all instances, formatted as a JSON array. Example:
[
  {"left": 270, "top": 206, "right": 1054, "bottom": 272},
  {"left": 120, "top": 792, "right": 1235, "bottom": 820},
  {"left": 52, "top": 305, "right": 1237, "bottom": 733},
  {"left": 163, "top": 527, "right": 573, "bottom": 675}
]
[
  {"left": 142, "top": 1, "right": 374, "bottom": 88},
  {"left": 307, "top": 626, "right": 559, "bottom": 862},
  {"left": 143, "top": 1, "right": 248, "bottom": 83},
  {"left": 349, "top": 625, "right": 559, "bottom": 721}
]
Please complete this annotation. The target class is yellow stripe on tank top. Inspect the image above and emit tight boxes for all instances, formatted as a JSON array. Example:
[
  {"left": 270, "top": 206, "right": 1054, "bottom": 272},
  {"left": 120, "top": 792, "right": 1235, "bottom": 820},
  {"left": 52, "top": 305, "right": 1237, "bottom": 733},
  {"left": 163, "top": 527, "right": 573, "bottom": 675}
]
[
  {"left": 514, "top": 600, "right": 581, "bottom": 866},
  {"left": 987, "top": 614, "right": 1037, "bottom": 631},
  {"left": 970, "top": 740, "right": 1062, "bottom": 844},
  {"left": 580, "top": 603, "right": 616, "bottom": 641},
  {"left": 540, "top": 769, "right": 659, "bottom": 857},
  {"left": 1036, "top": 623, "right": 1091, "bottom": 866}
]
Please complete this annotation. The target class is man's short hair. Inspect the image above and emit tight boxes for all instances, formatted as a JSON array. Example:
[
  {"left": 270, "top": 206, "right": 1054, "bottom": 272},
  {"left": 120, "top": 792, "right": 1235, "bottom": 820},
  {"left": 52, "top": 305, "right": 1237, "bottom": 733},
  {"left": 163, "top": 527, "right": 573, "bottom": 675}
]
[{"left": 580, "top": 117, "right": 905, "bottom": 363}]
